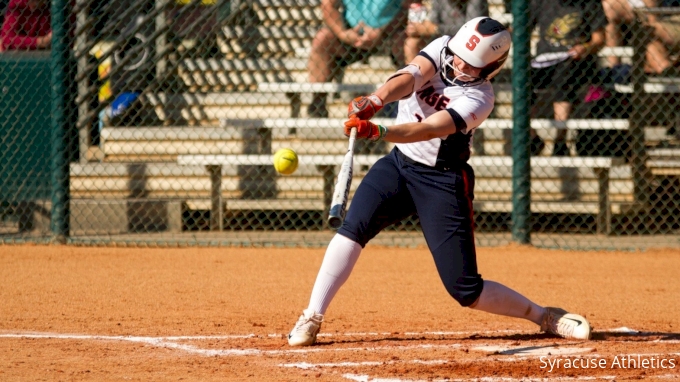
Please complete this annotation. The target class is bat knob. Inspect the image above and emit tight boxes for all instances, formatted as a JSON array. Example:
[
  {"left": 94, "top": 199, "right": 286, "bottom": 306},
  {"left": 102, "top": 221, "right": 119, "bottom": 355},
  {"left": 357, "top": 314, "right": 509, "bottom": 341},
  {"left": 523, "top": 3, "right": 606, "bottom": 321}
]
[{"left": 327, "top": 205, "right": 345, "bottom": 229}]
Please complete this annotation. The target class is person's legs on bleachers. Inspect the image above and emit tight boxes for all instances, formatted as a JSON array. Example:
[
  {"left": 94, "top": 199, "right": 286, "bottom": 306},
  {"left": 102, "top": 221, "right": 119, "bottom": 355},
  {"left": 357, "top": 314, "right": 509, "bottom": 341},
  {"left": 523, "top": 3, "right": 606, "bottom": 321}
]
[
  {"left": 553, "top": 100, "right": 581, "bottom": 200},
  {"left": 550, "top": 62, "right": 576, "bottom": 157},
  {"left": 649, "top": 14, "right": 680, "bottom": 48},
  {"left": 552, "top": 101, "right": 572, "bottom": 157},
  {"left": 646, "top": 39, "right": 675, "bottom": 74},
  {"left": 390, "top": 29, "right": 406, "bottom": 67},
  {"left": 646, "top": 15, "right": 680, "bottom": 76},
  {"left": 404, "top": 36, "right": 426, "bottom": 64},
  {"left": 308, "top": 27, "right": 351, "bottom": 118},
  {"left": 602, "top": 0, "right": 636, "bottom": 68},
  {"left": 551, "top": 57, "right": 599, "bottom": 156},
  {"left": 601, "top": 0, "right": 677, "bottom": 75},
  {"left": 530, "top": 66, "right": 556, "bottom": 156}
]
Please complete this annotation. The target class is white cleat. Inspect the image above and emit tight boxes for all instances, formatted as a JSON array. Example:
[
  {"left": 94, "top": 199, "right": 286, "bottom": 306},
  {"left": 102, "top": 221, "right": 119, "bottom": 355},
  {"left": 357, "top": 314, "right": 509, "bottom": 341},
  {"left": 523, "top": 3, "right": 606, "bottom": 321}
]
[
  {"left": 288, "top": 309, "right": 324, "bottom": 346},
  {"left": 541, "top": 307, "right": 592, "bottom": 340}
]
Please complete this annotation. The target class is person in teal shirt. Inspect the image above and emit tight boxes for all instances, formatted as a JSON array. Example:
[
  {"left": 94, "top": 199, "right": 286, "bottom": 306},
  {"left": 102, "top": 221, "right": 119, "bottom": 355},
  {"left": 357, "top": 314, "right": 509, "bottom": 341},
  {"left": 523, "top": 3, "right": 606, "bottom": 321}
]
[
  {"left": 343, "top": 0, "right": 403, "bottom": 29},
  {"left": 307, "top": 0, "right": 409, "bottom": 118}
]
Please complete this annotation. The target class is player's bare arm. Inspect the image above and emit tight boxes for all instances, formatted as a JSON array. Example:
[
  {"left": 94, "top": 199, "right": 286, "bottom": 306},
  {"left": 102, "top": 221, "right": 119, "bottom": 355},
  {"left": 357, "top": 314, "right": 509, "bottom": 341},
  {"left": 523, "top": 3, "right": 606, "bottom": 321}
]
[
  {"left": 345, "top": 109, "right": 457, "bottom": 143},
  {"left": 382, "top": 110, "right": 458, "bottom": 143}
]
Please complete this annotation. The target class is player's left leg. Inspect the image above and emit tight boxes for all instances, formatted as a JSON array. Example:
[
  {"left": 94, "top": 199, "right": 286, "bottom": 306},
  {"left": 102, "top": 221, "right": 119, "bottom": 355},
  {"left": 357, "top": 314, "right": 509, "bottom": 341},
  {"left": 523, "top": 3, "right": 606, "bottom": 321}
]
[
  {"left": 471, "top": 282, "right": 592, "bottom": 340},
  {"left": 408, "top": 164, "right": 591, "bottom": 340}
]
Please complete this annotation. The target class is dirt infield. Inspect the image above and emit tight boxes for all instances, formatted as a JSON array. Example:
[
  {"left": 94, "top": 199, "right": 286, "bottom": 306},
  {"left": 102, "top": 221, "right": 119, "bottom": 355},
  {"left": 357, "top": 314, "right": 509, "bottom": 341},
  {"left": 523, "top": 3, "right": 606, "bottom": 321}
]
[{"left": 1, "top": 243, "right": 679, "bottom": 381}]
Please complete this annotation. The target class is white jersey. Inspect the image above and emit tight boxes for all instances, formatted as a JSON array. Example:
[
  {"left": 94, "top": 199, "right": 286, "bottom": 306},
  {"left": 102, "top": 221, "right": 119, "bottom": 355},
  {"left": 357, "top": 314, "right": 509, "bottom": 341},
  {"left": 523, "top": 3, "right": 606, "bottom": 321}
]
[{"left": 394, "top": 35, "right": 495, "bottom": 167}]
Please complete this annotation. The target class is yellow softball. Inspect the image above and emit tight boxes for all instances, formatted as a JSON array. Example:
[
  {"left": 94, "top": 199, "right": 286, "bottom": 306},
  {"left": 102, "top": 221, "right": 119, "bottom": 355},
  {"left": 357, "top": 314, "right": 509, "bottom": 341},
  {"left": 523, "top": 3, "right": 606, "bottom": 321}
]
[{"left": 272, "top": 148, "right": 299, "bottom": 175}]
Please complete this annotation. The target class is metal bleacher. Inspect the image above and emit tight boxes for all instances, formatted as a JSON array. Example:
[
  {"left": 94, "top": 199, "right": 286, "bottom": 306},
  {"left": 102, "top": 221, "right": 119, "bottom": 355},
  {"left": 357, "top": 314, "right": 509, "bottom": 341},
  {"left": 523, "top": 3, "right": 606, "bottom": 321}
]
[
  {"left": 70, "top": 0, "right": 680, "bottom": 235},
  {"left": 85, "top": 117, "right": 639, "bottom": 234}
]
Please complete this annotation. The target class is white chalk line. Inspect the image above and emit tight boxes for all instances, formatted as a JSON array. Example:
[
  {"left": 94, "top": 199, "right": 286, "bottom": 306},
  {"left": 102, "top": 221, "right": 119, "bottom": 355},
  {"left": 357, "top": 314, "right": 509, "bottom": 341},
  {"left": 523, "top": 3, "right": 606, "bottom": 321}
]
[
  {"left": 2, "top": 330, "right": 678, "bottom": 381},
  {"left": 0, "top": 332, "right": 462, "bottom": 356},
  {"left": 0, "top": 327, "right": 675, "bottom": 360},
  {"left": 0, "top": 332, "right": 259, "bottom": 340},
  {"left": 0, "top": 326, "right": 659, "bottom": 343},
  {"left": 0, "top": 329, "right": 533, "bottom": 345},
  {"left": 280, "top": 359, "right": 449, "bottom": 370}
]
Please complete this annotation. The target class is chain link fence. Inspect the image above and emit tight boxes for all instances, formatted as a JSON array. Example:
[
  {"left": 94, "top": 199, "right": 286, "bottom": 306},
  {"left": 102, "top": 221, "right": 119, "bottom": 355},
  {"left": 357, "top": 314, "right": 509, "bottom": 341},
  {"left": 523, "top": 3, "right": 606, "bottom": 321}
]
[{"left": 1, "top": 0, "right": 679, "bottom": 248}]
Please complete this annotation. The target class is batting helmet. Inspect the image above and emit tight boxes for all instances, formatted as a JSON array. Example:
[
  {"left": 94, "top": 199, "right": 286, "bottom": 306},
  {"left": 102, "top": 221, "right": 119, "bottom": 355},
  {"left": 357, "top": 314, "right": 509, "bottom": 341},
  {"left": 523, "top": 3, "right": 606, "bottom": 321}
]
[{"left": 440, "top": 17, "right": 511, "bottom": 84}]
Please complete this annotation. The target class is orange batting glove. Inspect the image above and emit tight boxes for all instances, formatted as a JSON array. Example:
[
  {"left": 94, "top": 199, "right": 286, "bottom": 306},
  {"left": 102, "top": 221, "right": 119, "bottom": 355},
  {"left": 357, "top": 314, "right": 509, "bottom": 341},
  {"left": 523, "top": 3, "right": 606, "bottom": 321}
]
[
  {"left": 348, "top": 94, "right": 384, "bottom": 119},
  {"left": 344, "top": 117, "right": 388, "bottom": 141}
]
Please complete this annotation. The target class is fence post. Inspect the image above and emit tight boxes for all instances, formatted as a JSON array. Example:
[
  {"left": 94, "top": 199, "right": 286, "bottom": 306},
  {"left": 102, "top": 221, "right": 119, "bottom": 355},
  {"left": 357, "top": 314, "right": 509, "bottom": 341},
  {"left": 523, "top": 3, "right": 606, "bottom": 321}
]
[
  {"left": 75, "top": 0, "right": 91, "bottom": 163},
  {"left": 630, "top": 19, "right": 651, "bottom": 206},
  {"left": 50, "top": 0, "right": 70, "bottom": 242},
  {"left": 511, "top": 2, "right": 531, "bottom": 244}
]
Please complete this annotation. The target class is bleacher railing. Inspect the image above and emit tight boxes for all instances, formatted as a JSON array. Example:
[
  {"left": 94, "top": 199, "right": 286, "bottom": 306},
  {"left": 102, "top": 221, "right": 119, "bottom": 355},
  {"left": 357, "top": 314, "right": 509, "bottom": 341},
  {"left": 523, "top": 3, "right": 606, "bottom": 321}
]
[{"left": 1, "top": 0, "right": 679, "bottom": 249}]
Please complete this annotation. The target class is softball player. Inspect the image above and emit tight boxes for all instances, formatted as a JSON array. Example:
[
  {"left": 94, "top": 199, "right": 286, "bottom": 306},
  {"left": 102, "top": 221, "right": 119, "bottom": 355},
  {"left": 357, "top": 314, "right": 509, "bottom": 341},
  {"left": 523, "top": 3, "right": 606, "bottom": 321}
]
[{"left": 288, "top": 17, "right": 592, "bottom": 346}]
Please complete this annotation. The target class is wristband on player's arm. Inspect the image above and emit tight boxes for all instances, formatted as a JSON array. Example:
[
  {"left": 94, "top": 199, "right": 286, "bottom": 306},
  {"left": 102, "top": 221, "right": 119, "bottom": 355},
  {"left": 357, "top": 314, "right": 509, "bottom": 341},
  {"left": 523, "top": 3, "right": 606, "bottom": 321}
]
[{"left": 371, "top": 124, "right": 388, "bottom": 141}]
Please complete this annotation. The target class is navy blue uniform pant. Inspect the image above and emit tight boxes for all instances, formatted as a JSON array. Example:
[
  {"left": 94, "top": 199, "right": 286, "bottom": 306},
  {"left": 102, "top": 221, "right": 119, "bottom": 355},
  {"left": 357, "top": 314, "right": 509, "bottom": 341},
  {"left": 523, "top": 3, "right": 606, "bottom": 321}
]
[{"left": 338, "top": 147, "right": 484, "bottom": 306}]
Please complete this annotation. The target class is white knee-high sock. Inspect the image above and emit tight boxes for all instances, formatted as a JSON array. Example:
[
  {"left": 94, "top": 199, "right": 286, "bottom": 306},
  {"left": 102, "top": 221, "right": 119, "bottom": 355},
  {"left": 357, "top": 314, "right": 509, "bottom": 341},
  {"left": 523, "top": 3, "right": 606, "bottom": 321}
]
[
  {"left": 307, "top": 234, "right": 363, "bottom": 315},
  {"left": 471, "top": 280, "right": 546, "bottom": 325}
]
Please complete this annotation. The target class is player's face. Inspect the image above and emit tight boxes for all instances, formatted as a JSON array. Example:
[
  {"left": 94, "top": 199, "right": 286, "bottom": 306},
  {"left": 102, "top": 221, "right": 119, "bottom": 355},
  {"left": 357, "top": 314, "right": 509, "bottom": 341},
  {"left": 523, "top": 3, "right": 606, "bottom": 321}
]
[{"left": 452, "top": 55, "right": 483, "bottom": 80}]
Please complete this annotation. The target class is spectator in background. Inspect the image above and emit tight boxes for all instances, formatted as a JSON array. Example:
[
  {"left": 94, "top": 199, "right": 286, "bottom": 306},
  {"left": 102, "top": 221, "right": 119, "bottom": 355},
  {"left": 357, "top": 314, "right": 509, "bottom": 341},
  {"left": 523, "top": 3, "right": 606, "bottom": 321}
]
[
  {"left": 529, "top": 0, "right": 607, "bottom": 156},
  {"left": 1, "top": 0, "right": 51, "bottom": 51},
  {"left": 404, "top": 0, "right": 488, "bottom": 63},
  {"left": 307, "top": 0, "right": 408, "bottom": 118},
  {"left": 644, "top": 0, "right": 680, "bottom": 75},
  {"left": 601, "top": 0, "right": 677, "bottom": 76}
]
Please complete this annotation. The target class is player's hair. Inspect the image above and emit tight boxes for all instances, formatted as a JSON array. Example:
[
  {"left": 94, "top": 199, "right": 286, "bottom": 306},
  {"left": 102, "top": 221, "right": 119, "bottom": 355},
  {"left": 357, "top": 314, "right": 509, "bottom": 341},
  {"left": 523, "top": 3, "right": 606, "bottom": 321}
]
[{"left": 440, "top": 17, "right": 511, "bottom": 85}]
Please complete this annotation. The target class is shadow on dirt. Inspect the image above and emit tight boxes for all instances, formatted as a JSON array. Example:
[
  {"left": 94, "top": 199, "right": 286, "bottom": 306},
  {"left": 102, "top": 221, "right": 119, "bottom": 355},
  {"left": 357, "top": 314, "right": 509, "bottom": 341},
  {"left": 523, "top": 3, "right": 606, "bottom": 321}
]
[{"left": 591, "top": 331, "right": 680, "bottom": 341}]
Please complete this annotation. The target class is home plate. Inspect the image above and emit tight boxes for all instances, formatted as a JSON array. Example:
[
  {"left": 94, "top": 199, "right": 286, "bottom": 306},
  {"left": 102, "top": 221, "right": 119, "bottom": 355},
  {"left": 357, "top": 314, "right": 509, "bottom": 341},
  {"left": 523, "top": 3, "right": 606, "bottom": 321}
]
[{"left": 473, "top": 345, "right": 593, "bottom": 356}]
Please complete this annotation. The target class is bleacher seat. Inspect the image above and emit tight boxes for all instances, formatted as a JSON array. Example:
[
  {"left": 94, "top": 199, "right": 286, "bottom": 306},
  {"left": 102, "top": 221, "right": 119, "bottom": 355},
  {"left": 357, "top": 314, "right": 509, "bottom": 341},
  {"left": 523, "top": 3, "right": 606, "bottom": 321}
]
[{"left": 76, "top": 0, "right": 680, "bottom": 237}]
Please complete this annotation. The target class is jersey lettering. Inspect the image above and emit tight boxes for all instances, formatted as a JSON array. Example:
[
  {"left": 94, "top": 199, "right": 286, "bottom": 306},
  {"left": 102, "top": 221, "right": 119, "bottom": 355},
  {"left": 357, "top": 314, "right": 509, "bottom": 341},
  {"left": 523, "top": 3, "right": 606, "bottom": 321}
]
[
  {"left": 434, "top": 96, "right": 449, "bottom": 111},
  {"left": 426, "top": 92, "right": 440, "bottom": 106},
  {"left": 395, "top": 36, "right": 494, "bottom": 167},
  {"left": 416, "top": 85, "right": 435, "bottom": 99},
  {"left": 466, "top": 35, "right": 480, "bottom": 51},
  {"left": 415, "top": 85, "right": 451, "bottom": 110}
]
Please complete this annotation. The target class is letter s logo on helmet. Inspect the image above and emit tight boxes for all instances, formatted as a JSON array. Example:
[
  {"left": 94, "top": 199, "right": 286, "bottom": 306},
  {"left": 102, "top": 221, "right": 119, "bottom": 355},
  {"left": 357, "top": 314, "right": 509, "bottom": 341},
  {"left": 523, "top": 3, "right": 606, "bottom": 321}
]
[
  {"left": 440, "top": 17, "right": 511, "bottom": 84},
  {"left": 466, "top": 35, "right": 481, "bottom": 51}
]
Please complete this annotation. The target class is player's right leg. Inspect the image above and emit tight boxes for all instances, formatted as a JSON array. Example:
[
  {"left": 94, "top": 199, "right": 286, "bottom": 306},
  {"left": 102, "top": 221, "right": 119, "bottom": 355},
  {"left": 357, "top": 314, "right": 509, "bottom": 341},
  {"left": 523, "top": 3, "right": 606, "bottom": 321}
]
[
  {"left": 288, "top": 149, "right": 415, "bottom": 346},
  {"left": 287, "top": 233, "right": 362, "bottom": 346}
]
